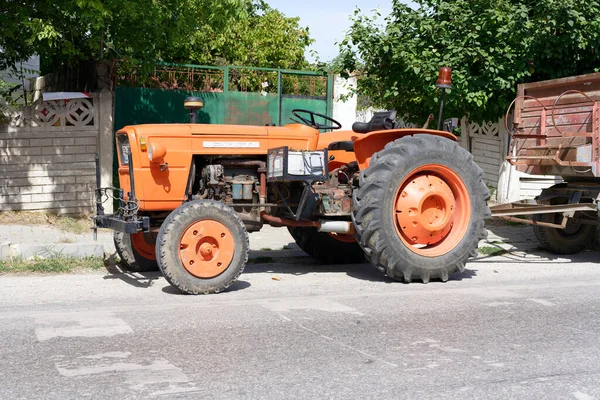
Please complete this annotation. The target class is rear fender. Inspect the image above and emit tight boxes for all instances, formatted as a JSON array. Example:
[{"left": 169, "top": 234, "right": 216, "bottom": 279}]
[{"left": 353, "top": 129, "right": 457, "bottom": 170}]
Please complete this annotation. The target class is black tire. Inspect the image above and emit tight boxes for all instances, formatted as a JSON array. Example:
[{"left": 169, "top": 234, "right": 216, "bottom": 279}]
[
  {"left": 533, "top": 206, "right": 595, "bottom": 255},
  {"left": 156, "top": 200, "right": 249, "bottom": 294},
  {"left": 352, "top": 134, "right": 490, "bottom": 283},
  {"left": 113, "top": 231, "right": 159, "bottom": 272},
  {"left": 287, "top": 227, "right": 365, "bottom": 264}
]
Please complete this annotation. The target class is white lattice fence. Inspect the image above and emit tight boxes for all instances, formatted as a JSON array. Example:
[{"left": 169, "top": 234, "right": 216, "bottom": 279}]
[
  {"left": 459, "top": 118, "right": 507, "bottom": 202},
  {"left": 1, "top": 96, "right": 104, "bottom": 214}
]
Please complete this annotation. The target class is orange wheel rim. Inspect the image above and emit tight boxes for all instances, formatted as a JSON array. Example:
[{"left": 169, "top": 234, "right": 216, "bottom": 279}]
[
  {"left": 328, "top": 232, "right": 356, "bottom": 243},
  {"left": 178, "top": 220, "right": 235, "bottom": 279},
  {"left": 393, "top": 165, "right": 471, "bottom": 257},
  {"left": 131, "top": 233, "right": 157, "bottom": 260}
]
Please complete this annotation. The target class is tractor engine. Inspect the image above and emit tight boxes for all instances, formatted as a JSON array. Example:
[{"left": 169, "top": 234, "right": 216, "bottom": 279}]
[{"left": 195, "top": 160, "right": 263, "bottom": 232}]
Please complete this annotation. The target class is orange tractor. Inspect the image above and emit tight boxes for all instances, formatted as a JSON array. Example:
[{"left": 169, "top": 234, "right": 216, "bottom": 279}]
[{"left": 94, "top": 69, "right": 490, "bottom": 294}]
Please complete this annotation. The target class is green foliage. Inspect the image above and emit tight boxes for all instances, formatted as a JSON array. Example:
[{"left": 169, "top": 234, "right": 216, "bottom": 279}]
[
  {"left": 0, "top": 0, "right": 313, "bottom": 73},
  {"left": 339, "top": 0, "right": 600, "bottom": 123},
  {"left": 0, "top": 76, "right": 19, "bottom": 123}
]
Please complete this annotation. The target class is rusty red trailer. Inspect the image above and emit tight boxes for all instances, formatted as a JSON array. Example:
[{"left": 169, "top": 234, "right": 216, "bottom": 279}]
[{"left": 490, "top": 72, "right": 600, "bottom": 254}]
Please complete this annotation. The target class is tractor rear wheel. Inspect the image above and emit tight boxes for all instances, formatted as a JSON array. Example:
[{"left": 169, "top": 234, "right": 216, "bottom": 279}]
[
  {"left": 287, "top": 227, "right": 365, "bottom": 264},
  {"left": 114, "top": 232, "right": 159, "bottom": 272},
  {"left": 352, "top": 134, "right": 490, "bottom": 283},
  {"left": 156, "top": 200, "right": 249, "bottom": 294}
]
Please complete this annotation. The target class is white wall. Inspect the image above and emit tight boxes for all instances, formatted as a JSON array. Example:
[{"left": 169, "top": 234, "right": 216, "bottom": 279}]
[
  {"left": 1, "top": 55, "right": 40, "bottom": 92},
  {"left": 332, "top": 75, "right": 357, "bottom": 130}
]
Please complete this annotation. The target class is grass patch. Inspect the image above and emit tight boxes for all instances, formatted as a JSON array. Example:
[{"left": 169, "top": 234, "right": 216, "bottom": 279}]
[
  {"left": 0, "top": 211, "right": 92, "bottom": 235},
  {"left": 248, "top": 256, "right": 275, "bottom": 264},
  {"left": 478, "top": 246, "right": 508, "bottom": 256},
  {"left": 260, "top": 247, "right": 272, "bottom": 251},
  {"left": 0, "top": 256, "right": 104, "bottom": 274}
]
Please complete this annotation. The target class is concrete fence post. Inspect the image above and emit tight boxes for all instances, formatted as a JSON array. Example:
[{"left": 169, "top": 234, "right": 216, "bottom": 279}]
[{"left": 97, "top": 89, "right": 114, "bottom": 214}]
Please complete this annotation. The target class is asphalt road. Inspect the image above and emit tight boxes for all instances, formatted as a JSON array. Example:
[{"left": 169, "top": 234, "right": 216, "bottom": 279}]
[{"left": 1, "top": 246, "right": 599, "bottom": 399}]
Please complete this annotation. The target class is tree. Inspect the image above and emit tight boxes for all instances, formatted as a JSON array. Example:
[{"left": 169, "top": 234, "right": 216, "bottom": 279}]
[
  {"left": 0, "top": 0, "right": 313, "bottom": 73},
  {"left": 339, "top": 0, "right": 600, "bottom": 123}
]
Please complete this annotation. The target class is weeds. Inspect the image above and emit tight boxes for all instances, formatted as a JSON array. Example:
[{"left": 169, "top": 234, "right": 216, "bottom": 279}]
[
  {"left": 478, "top": 246, "right": 508, "bottom": 256},
  {"left": 0, "top": 256, "right": 104, "bottom": 274}
]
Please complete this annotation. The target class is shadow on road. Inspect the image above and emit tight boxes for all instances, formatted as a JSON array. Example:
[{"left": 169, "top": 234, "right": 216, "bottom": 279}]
[
  {"left": 101, "top": 255, "right": 162, "bottom": 288},
  {"left": 160, "top": 280, "right": 252, "bottom": 295},
  {"left": 473, "top": 241, "right": 600, "bottom": 264},
  {"left": 244, "top": 247, "right": 479, "bottom": 284}
]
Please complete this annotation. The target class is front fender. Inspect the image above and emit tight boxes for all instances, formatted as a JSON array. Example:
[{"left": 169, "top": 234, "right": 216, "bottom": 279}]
[{"left": 353, "top": 129, "right": 457, "bottom": 170}]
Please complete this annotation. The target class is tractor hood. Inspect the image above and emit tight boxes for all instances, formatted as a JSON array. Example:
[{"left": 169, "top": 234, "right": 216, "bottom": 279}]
[{"left": 123, "top": 123, "right": 318, "bottom": 138}]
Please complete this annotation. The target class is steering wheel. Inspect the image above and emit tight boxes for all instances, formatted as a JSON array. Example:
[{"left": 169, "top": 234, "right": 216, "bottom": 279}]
[{"left": 291, "top": 109, "right": 342, "bottom": 130}]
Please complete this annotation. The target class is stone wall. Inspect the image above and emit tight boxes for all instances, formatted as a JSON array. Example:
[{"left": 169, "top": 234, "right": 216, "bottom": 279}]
[{"left": 0, "top": 91, "right": 114, "bottom": 215}]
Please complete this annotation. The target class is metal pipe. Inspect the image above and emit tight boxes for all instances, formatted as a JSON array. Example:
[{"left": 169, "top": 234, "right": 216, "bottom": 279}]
[
  {"left": 261, "top": 212, "right": 319, "bottom": 228},
  {"left": 317, "top": 221, "right": 356, "bottom": 234},
  {"left": 259, "top": 171, "right": 266, "bottom": 204},
  {"left": 127, "top": 151, "right": 136, "bottom": 203},
  {"left": 490, "top": 202, "right": 596, "bottom": 217},
  {"left": 220, "top": 160, "right": 266, "bottom": 169},
  {"left": 500, "top": 216, "right": 568, "bottom": 229},
  {"left": 95, "top": 154, "right": 104, "bottom": 216},
  {"left": 437, "top": 88, "right": 446, "bottom": 131},
  {"left": 260, "top": 212, "right": 357, "bottom": 234}
]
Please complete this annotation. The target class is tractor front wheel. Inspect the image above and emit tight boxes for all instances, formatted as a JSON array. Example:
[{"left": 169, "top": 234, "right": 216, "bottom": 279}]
[
  {"left": 352, "top": 134, "right": 490, "bottom": 283},
  {"left": 156, "top": 200, "right": 249, "bottom": 294},
  {"left": 114, "top": 232, "right": 159, "bottom": 272}
]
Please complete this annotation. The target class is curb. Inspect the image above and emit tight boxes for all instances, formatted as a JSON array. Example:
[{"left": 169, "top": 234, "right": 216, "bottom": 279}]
[{"left": 0, "top": 243, "right": 106, "bottom": 261}]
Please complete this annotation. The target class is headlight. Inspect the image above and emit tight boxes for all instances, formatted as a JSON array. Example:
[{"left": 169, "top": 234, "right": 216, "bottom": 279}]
[{"left": 147, "top": 142, "right": 167, "bottom": 163}]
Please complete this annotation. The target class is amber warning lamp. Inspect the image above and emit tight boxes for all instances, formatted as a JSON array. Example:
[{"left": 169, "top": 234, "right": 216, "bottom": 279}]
[
  {"left": 184, "top": 96, "right": 205, "bottom": 124},
  {"left": 435, "top": 67, "right": 452, "bottom": 130}
]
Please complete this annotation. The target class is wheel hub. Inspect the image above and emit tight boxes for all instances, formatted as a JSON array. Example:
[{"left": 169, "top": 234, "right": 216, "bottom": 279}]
[
  {"left": 179, "top": 220, "right": 234, "bottom": 278},
  {"left": 395, "top": 174, "right": 456, "bottom": 246}
]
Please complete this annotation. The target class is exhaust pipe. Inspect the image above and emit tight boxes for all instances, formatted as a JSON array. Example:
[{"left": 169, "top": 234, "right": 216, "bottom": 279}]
[
  {"left": 260, "top": 212, "right": 355, "bottom": 234},
  {"left": 317, "top": 221, "right": 356, "bottom": 234}
]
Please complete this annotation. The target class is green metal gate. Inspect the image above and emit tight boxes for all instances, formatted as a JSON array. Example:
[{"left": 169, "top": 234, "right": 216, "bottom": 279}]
[{"left": 114, "top": 63, "right": 333, "bottom": 131}]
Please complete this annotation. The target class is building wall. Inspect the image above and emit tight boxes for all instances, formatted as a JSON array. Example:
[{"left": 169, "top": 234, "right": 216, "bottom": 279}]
[
  {"left": 1, "top": 55, "right": 40, "bottom": 91},
  {"left": 332, "top": 75, "right": 357, "bottom": 130},
  {"left": 0, "top": 91, "right": 114, "bottom": 215}
]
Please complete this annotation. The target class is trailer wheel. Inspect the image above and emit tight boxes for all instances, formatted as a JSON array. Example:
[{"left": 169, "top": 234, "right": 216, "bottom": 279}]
[
  {"left": 353, "top": 134, "right": 490, "bottom": 283},
  {"left": 114, "top": 232, "right": 159, "bottom": 272},
  {"left": 287, "top": 227, "right": 365, "bottom": 264},
  {"left": 156, "top": 200, "right": 249, "bottom": 295},
  {"left": 533, "top": 204, "right": 595, "bottom": 255}
]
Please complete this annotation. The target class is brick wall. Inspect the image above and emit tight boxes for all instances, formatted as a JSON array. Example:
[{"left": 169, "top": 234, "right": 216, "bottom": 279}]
[{"left": 0, "top": 93, "right": 113, "bottom": 215}]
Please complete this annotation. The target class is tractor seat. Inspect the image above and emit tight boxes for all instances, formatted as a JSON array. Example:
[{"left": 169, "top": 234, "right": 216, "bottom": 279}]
[{"left": 352, "top": 110, "right": 398, "bottom": 133}]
